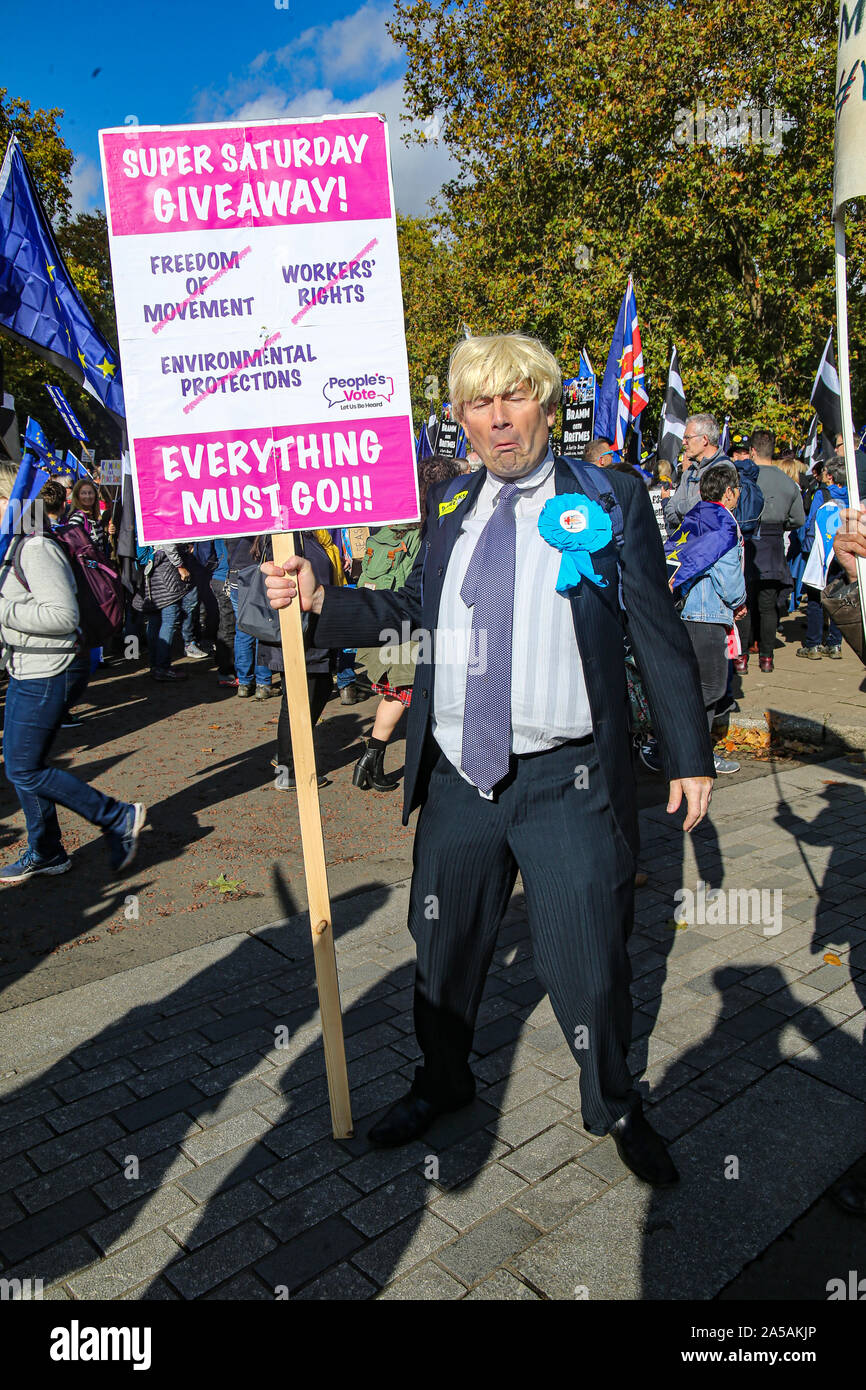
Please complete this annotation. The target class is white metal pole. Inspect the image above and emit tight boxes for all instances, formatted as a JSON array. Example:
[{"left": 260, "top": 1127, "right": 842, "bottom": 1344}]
[{"left": 833, "top": 210, "right": 866, "bottom": 636}]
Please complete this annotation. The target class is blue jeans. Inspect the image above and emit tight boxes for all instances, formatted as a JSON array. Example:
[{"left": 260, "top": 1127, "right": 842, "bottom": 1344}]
[
  {"left": 228, "top": 585, "right": 271, "bottom": 687},
  {"left": 804, "top": 587, "right": 842, "bottom": 649},
  {"left": 146, "top": 602, "right": 180, "bottom": 671},
  {"left": 3, "top": 673, "right": 127, "bottom": 860},
  {"left": 180, "top": 585, "right": 198, "bottom": 646},
  {"left": 335, "top": 651, "right": 356, "bottom": 689},
  {"left": 64, "top": 649, "right": 91, "bottom": 714}
]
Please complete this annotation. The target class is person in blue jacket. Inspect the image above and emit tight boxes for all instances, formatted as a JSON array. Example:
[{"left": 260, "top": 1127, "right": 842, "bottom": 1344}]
[
  {"left": 675, "top": 463, "right": 747, "bottom": 776},
  {"left": 796, "top": 456, "right": 848, "bottom": 659}
]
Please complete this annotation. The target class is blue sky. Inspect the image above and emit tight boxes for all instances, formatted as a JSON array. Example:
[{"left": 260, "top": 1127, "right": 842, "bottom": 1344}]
[{"left": 2, "top": 0, "right": 452, "bottom": 216}]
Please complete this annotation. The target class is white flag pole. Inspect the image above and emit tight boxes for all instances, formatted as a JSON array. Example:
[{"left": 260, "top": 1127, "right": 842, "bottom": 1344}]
[
  {"left": 833, "top": 211, "right": 866, "bottom": 638},
  {"left": 833, "top": 0, "right": 866, "bottom": 637}
]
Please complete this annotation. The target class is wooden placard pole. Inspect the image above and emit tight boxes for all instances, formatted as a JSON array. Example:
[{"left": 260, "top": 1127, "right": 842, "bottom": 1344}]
[{"left": 271, "top": 529, "right": 353, "bottom": 1140}]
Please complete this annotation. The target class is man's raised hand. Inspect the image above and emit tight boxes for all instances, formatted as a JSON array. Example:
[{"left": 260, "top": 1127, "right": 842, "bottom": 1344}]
[{"left": 261, "top": 556, "right": 324, "bottom": 614}]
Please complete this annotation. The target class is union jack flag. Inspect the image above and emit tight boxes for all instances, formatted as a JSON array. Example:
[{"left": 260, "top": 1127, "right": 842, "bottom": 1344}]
[{"left": 595, "top": 276, "right": 649, "bottom": 452}]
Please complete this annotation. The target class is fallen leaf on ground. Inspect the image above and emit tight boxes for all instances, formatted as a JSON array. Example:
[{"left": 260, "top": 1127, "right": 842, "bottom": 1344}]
[{"left": 207, "top": 872, "right": 243, "bottom": 893}]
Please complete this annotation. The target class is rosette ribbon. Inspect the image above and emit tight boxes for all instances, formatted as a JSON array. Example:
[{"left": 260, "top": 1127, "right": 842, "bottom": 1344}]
[{"left": 537, "top": 493, "right": 613, "bottom": 594}]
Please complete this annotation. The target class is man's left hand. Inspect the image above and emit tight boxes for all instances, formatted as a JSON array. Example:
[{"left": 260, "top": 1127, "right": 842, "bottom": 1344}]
[
  {"left": 833, "top": 507, "right": 866, "bottom": 582},
  {"left": 667, "top": 777, "right": 712, "bottom": 832}
]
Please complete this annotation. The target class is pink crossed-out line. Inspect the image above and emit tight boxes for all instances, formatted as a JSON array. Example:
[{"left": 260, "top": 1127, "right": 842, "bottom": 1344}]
[
  {"left": 182, "top": 332, "right": 283, "bottom": 414},
  {"left": 150, "top": 245, "right": 253, "bottom": 336},
  {"left": 290, "top": 237, "right": 378, "bottom": 325}
]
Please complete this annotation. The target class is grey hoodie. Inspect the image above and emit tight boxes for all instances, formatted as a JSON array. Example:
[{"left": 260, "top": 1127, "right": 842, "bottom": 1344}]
[
  {"left": 663, "top": 449, "right": 732, "bottom": 533},
  {"left": 0, "top": 534, "right": 79, "bottom": 679}
]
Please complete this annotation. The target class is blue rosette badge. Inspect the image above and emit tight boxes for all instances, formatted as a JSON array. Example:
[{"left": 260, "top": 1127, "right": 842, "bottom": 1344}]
[{"left": 538, "top": 493, "right": 612, "bottom": 594}]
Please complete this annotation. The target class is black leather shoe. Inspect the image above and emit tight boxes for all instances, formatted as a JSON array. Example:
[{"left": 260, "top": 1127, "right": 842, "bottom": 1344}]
[
  {"left": 368, "top": 1094, "right": 439, "bottom": 1148},
  {"left": 352, "top": 740, "right": 399, "bottom": 792},
  {"left": 339, "top": 684, "right": 360, "bottom": 705},
  {"left": 610, "top": 1108, "right": 679, "bottom": 1186}
]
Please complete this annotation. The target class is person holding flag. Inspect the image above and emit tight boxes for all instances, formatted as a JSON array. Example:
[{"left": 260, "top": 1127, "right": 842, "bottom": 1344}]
[{"left": 797, "top": 456, "right": 849, "bottom": 659}]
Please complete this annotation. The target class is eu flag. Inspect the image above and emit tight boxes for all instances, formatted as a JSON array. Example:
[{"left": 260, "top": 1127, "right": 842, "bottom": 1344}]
[
  {"left": 664, "top": 501, "right": 738, "bottom": 592},
  {"left": 0, "top": 137, "right": 125, "bottom": 422},
  {"left": 0, "top": 425, "right": 51, "bottom": 563},
  {"left": 595, "top": 276, "right": 649, "bottom": 451},
  {"left": 416, "top": 422, "right": 434, "bottom": 460}
]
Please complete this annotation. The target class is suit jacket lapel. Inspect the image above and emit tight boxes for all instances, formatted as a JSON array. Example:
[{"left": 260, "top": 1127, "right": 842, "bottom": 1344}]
[{"left": 426, "top": 468, "right": 487, "bottom": 593}]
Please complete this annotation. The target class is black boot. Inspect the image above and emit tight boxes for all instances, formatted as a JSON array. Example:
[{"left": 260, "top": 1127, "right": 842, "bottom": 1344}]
[{"left": 352, "top": 738, "right": 398, "bottom": 791}]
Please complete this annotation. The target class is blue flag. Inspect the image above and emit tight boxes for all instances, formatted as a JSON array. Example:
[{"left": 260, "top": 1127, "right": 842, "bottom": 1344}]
[
  {"left": 595, "top": 277, "right": 649, "bottom": 450},
  {"left": 416, "top": 422, "right": 433, "bottom": 460},
  {"left": 0, "top": 137, "right": 124, "bottom": 421},
  {"left": 22, "top": 416, "right": 66, "bottom": 477},
  {"left": 0, "top": 444, "right": 46, "bottom": 564},
  {"left": 664, "top": 501, "right": 739, "bottom": 592}
]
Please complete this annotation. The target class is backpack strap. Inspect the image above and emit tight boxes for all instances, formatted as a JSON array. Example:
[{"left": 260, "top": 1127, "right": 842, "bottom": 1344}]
[
  {"left": 558, "top": 456, "right": 625, "bottom": 549},
  {"left": 1, "top": 531, "right": 82, "bottom": 656},
  {"left": 558, "top": 455, "right": 627, "bottom": 614}
]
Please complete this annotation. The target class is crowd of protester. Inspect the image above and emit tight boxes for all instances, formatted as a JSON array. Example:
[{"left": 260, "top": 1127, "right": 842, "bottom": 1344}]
[
  {"left": 590, "top": 414, "right": 863, "bottom": 778},
  {"left": 0, "top": 399, "right": 862, "bottom": 881}
]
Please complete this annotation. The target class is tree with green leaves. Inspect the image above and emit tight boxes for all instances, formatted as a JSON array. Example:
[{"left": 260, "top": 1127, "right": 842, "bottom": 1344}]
[{"left": 389, "top": 0, "right": 864, "bottom": 445}]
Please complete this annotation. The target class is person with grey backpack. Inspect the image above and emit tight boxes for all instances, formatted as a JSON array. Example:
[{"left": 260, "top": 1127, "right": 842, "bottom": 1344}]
[{"left": 0, "top": 463, "right": 144, "bottom": 884}]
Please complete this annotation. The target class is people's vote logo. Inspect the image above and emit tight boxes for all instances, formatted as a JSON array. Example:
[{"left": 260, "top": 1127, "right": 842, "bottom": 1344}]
[{"left": 323, "top": 372, "right": 394, "bottom": 410}]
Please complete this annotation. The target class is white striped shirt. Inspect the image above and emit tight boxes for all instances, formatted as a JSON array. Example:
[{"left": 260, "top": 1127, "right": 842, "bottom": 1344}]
[{"left": 432, "top": 449, "right": 592, "bottom": 791}]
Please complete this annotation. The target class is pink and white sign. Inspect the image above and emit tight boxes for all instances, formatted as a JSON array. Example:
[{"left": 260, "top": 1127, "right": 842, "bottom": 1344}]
[{"left": 99, "top": 114, "right": 418, "bottom": 543}]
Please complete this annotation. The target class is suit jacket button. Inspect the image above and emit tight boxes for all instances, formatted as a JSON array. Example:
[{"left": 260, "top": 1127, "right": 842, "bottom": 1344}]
[
  {"left": 437, "top": 566, "right": 444, "bottom": 576},
  {"left": 422, "top": 688, "right": 429, "bottom": 699}
]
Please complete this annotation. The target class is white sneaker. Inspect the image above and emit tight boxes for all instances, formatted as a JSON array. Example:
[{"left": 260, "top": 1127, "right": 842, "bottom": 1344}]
[
  {"left": 184, "top": 643, "right": 210, "bottom": 659},
  {"left": 713, "top": 753, "right": 740, "bottom": 775}
]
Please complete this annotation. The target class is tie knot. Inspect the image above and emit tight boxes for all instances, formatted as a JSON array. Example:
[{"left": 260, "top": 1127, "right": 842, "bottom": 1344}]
[{"left": 494, "top": 483, "right": 520, "bottom": 510}]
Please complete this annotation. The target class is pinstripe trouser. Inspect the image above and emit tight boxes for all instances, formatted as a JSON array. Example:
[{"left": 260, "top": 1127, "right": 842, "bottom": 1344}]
[{"left": 407, "top": 739, "right": 640, "bottom": 1135}]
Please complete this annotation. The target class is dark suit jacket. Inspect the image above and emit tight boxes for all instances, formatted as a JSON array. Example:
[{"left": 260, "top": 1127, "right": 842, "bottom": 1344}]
[{"left": 313, "top": 456, "right": 714, "bottom": 846}]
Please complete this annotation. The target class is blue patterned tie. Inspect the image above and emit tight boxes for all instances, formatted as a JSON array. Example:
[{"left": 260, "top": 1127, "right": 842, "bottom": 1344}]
[{"left": 460, "top": 482, "right": 520, "bottom": 792}]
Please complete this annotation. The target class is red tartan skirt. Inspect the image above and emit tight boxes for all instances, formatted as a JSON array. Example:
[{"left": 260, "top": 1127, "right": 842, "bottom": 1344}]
[{"left": 370, "top": 678, "right": 413, "bottom": 708}]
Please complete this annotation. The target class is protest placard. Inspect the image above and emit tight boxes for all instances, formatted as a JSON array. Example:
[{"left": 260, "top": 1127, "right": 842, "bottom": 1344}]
[
  {"left": 99, "top": 113, "right": 418, "bottom": 545},
  {"left": 97, "top": 113, "right": 423, "bottom": 1139}
]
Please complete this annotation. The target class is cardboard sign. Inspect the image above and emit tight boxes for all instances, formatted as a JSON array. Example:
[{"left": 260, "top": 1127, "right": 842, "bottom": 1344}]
[
  {"left": 99, "top": 114, "right": 419, "bottom": 543},
  {"left": 99, "top": 458, "right": 122, "bottom": 485},
  {"left": 561, "top": 375, "right": 595, "bottom": 455},
  {"left": 346, "top": 526, "right": 370, "bottom": 559}
]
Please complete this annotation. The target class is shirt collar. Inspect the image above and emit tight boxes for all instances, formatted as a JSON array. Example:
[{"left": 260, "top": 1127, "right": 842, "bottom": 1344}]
[{"left": 486, "top": 445, "right": 555, "bottom": 493}]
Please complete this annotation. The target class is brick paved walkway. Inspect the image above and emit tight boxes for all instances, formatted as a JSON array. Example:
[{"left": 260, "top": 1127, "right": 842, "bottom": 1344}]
[{"left": 0, "top": 757, "right": 864, "bottom": 1300}]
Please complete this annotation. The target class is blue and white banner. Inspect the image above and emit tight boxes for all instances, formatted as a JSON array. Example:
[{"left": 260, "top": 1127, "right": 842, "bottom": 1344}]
[
  {"left": 802, "top": 499, "right": 843, "bottom": 590},
  {"left": 44, "top": 382, "right": 89, "bottom": 442}
]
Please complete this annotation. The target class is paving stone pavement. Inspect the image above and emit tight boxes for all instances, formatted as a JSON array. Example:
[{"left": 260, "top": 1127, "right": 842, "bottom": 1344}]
[{"left": 0, "top": 756, "right": 864, "bottom": 1300}]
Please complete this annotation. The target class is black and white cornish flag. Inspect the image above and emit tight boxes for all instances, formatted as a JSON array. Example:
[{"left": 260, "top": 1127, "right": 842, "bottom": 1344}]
[
  {"left": 810, "top": 332, "right": 843, "bottom": 441},
  {"left": 657, "top": 346, "right": 687, "bottom": 467}
]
